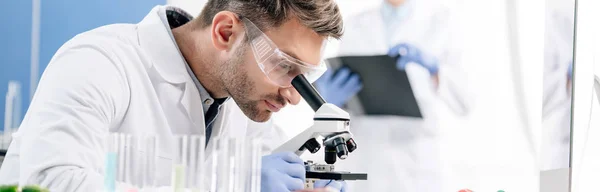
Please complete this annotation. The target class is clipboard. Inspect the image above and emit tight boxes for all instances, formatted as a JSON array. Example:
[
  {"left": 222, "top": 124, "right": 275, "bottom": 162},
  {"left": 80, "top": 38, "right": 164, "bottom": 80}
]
[{"left": 325, "top": 55, "right": 422, "bottom": 118}]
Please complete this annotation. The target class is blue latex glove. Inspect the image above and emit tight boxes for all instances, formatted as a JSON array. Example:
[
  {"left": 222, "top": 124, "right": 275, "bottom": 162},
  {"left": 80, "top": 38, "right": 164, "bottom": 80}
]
[
  {"left": 261, "top": 152, "right": 306, "bottom": 192},
  {"left": 314, "top": 180, "right": 347, "bottom": 192},
  {"left": 388, "top": 43, "right": 439, "bottom": 75},
  {"left": 314, "top": 67, "right": 363, "bottom": 107}
]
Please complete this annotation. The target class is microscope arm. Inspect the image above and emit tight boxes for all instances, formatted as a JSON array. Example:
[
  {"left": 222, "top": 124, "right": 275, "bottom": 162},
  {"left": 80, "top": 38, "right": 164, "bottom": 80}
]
[
  {"left": 271, "top": 103, "right": 352, "bottom": 157},
  {"left": 273, "top": 74, "right": 368, "bottom": 186},
  {"left": 272, "top": 75, "right": 356, "bottom": 164}
]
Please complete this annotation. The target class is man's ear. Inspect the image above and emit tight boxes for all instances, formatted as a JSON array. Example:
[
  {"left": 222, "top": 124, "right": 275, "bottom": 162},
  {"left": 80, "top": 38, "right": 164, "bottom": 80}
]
[{"left": 211, "top": 11, "right": 242, "bottom": 51}]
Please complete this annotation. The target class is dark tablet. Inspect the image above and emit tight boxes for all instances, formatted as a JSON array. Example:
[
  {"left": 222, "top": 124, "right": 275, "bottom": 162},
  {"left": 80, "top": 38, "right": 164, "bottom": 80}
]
[{"left": 325, "top": 55, "right": 422, "bottom": 118}]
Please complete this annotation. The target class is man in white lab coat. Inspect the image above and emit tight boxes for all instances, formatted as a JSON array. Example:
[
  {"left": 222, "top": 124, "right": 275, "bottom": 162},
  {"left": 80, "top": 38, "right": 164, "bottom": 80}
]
[
  {"left": 0, "top": 1, "right": 348, "bottom": 191},
  {"left": 270, "top": 0, "right": 468, "bottom": 191}
]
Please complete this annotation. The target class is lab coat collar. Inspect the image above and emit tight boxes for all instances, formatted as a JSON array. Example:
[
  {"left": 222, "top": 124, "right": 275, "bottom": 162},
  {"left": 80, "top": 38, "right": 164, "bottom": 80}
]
[
  {"left": 137, "top": 5, "right": 189, "bottom": 84},
  {"left": 380, "top": 0, "right": 415, "bottom": 25}
]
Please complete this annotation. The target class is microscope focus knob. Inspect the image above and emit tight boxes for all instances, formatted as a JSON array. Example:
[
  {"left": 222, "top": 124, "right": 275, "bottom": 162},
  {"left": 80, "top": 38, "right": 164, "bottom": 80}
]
[
  {"left": 346, "top": 138, "right": 357, "bottom": 153},
  {"left": 332, "top": 137, "right": 348, "bottom": 160},
  {"left": 303, "top": 138, "right": 321, "bottom": 154}
]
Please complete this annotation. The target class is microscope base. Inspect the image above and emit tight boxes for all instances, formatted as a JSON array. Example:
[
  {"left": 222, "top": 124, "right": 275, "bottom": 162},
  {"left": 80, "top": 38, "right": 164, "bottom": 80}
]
[
  {"left": 306, "top": 171, "right": 368, "bottom": 180},
  {"left": 304, "top": 171, "right": 368, "bottom": 189}
]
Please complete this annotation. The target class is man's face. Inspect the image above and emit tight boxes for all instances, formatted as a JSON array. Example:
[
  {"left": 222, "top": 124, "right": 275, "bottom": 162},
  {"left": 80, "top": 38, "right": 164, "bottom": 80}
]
[
  {"left": 386, "top": 0, "right": 407, "bottom": 7},
  {"left": 220, "top": 18, "right": 325, "bottom": 122}
]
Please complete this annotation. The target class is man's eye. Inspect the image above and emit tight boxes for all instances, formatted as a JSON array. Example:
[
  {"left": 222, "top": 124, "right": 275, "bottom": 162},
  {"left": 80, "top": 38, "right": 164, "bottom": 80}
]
[{"left": 278, "top": 62, "right": 292, "bottom": 71}]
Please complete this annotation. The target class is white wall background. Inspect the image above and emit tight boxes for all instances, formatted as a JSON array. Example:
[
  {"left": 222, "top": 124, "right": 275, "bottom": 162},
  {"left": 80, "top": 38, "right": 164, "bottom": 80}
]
[
  {"left": 437, "top": 0, "right": 542, "bottom": 191},
  {"left": 570, "top": 0, "right": 600, "bottom": 191}
]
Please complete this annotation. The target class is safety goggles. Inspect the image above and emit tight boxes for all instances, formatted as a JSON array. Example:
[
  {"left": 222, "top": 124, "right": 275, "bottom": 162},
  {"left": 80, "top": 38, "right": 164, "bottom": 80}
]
[{"left": 240, "top": 16, "right": 328, "bottom": 88}]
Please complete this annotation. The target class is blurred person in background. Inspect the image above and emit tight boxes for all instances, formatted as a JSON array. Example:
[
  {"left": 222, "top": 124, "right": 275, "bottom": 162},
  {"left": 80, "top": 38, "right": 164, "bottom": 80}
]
[
  {"left": 268, "top": 0, "right": 469, "bottom": 191},
  {"left": 541, "top": 0, "right": 575, "bottom": 171}
]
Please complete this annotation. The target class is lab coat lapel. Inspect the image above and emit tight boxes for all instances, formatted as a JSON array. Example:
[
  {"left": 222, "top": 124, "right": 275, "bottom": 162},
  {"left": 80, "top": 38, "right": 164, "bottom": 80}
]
[
  {"left": 137, "top": 6, "right": 206, "bottom": 135},
  {"left": 179, "top": 81, "right": 206, "bottom": 134}
]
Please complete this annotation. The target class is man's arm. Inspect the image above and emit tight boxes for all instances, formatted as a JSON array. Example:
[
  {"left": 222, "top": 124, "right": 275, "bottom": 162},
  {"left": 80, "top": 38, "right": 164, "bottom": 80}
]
[{"left": 17, "top": 44, "right": 130, "bottom": 191}]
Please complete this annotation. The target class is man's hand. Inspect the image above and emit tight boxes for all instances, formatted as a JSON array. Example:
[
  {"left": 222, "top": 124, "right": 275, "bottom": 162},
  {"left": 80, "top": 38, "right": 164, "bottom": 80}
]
[
  {"left": 261, "top": 152, "right": 306, "bottom": 192},
  {"left": 388, "top": 43, "right": 439, "bottom": 76},
  {"left": 314, "top": 67, "right": 363, "bottom": 107}
]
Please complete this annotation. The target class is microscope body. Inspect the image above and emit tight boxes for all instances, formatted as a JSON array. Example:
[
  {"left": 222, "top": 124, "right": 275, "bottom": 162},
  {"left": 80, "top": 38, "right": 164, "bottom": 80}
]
[
  {"left": 273, "top": 74, "right": 367, "bottom": 188},
  {"left": 271, "top": 103, "right": 357, "bottom": 164},
  {"left": 272, "top": 103, "right": 366, "bottom": 189}
]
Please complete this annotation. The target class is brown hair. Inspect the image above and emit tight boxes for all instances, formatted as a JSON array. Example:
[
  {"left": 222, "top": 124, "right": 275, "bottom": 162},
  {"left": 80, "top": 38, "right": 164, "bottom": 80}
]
[{"left": 196, "top": 0, "right": 344, "bottom": 39}]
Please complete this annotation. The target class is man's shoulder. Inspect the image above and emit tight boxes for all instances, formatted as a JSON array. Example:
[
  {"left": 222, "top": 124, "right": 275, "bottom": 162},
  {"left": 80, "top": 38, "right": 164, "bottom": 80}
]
[
  {"left": 46, "top": 23, "right": 147, "bottom": 81},
  {"left": 57, "top": 23, "right": 140, "bottom": 57}
]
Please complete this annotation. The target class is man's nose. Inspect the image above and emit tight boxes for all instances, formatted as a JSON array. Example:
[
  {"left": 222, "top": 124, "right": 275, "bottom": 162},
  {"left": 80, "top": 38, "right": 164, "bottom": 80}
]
[{"left": 280, "top": 86, "right": 301, "bottom": 105}]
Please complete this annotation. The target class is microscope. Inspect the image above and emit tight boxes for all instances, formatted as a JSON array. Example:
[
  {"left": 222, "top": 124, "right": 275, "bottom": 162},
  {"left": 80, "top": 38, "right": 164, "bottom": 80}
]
[{"left": 272, "top": 75, "right": 368, "bottom": 189}]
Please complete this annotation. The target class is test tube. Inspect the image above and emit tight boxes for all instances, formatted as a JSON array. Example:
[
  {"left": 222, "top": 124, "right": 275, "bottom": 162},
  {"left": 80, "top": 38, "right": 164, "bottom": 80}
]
[
  {"left": 226, "top": 137, "right": 238, "bottom": 192},
  {"left": 216, "top": 137, "right": 230, "bottom": 192},
  {"left": 232, "top": 137, "right": 248, "bottom": 192},
  {"left": 188, "top": 135, "right": 205, "bottom": 191},
  {"left": 3, "top": 81, "right": 21, "bottom": 150},
  {"left": 241, "top": 138, "right": 255, "bottom": 192},
  {"left": 104, "top": 133, "right": 118, "bottom": 192},
  {"left": 3, "top": 83, "right": 11, "bottom": 150},
  {"left": 143, "top": 135, "right": 158, "bottom": 188},
  {"left": 251, "top": 138, "right": 262, "bottom": 192},
  {"left": 172, "top": 135, "right": 188, "bottom": 192},
  {"left": 124, "top": 134, "right": 133, "bottom": 184},
  {"left": 10, "top": 81, "right": 21, "bottom": 133},
  {"left": 128, "top": 135, "right": 138, "bottom": 188},
  {"left": 117, "top": 133, "right": 126, "bottom": 182},
  {"left": 209, "top": 137, "right": 220, "bottom": 192},
  {"left": 187, "top": 135, "right": 197, "bottom": 187},
  {"left": 132, "top": 135, "right": 144, "bottom": 188},
  {"left": 232, "top": 137, "right": 242, "bottom": 192}
]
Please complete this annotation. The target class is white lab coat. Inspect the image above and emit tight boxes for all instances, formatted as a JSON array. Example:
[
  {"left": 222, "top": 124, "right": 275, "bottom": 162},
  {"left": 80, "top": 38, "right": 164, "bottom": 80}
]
[
  {"left": 268, "top": 1, "right": 467, "bottom": 192},
  {"left": 0, "top": 6, "right": 281, "bottom": 191},
  {"left": 541, "top": 0, "right": 575, "bottom": 171}
]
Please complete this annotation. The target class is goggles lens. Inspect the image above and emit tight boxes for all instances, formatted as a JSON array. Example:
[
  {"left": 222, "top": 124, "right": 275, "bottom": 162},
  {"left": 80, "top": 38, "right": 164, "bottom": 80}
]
[{"left": 242, "top": 17, "right": 327, "bottom": 87}]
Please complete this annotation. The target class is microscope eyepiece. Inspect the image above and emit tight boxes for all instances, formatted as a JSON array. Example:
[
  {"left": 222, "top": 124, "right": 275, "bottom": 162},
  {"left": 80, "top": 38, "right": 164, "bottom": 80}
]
[{"left": 291, "top": 75, "right": 326, "bottom": 111}]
